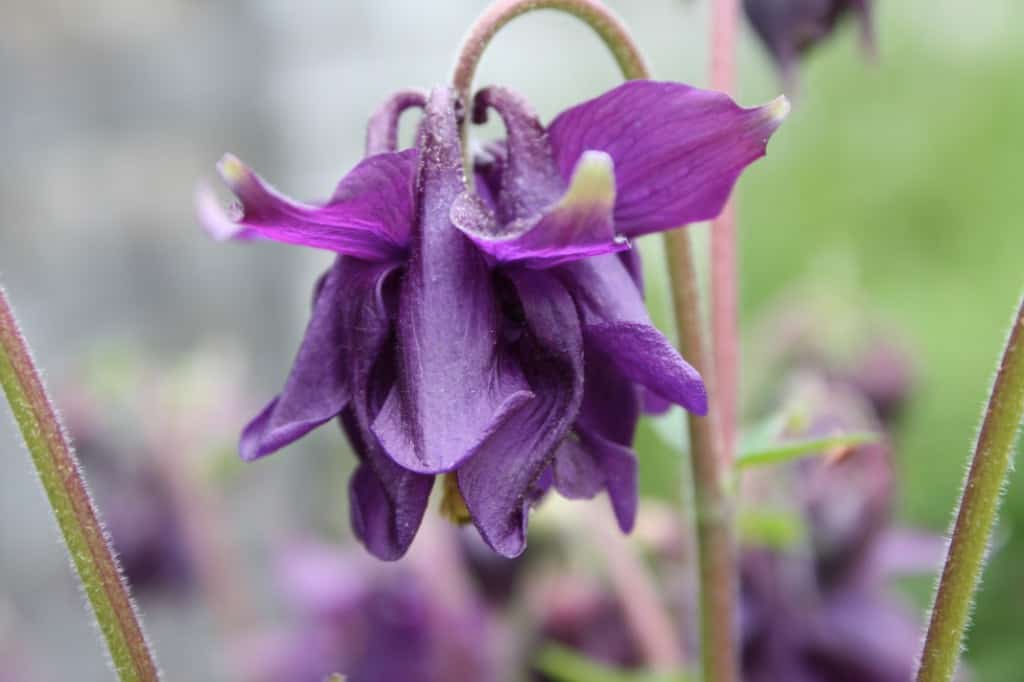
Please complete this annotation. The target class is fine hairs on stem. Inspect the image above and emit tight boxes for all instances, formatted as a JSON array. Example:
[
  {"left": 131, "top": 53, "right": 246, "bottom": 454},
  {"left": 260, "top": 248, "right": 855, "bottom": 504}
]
[
  {"left": 451, "top": 2, "right": 737, "bottom": 680},
  {"left": 916, "top": 294, "right": 1024, "bottom": 682},
  {"left": 0, "top": 288, "right": 160, "bottom": 682}
]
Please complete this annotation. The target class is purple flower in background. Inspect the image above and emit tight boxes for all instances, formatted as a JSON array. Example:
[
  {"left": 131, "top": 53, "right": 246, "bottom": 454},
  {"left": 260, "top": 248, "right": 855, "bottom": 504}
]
[
  {"left": 62, "top": 389, "right": 193, "bottom": 594},
  {"left": 740, "top": 378, "right": 944, "bottom": 682},
  {"left": 742, "top": 0, "right": 874, "bottom": 91},
  {"left": 201, "top": 81, "right": 786, "bottom": 559},
  {"left": 234, "top": 542, "right": 496, "bottom": 682},
  {"left": 529, "top": 574, "right": 644, "bottom": 678}
]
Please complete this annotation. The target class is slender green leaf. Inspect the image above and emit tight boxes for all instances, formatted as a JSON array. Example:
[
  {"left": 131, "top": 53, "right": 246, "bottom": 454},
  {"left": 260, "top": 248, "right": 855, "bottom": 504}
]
[{"left": 735, "top": 432, "right": 878, "bottom": 470}]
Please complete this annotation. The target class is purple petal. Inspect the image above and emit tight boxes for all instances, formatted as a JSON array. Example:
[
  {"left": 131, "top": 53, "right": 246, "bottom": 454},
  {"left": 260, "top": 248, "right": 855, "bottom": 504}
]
[
  {"left": 206, "top": 151, "right": 416, "bottom": 261},
  {"left": 472, "top": 86, "right": 564, "bottom": 222},
  {"left": 552, "top": 436, "right": 603, "bottom": 499},
  {"left": 642, "top": 388, "right": 673, "bottom": 415},
  {"left": 563, "top": 255, "right": 707, "bottom": 415},
  {"left": 458, "top": 268, "right": 584, "bottom": 557},
  {"left": 344, "top": 410, "right": 433, "bottom": 561},
  {"left": 239, "top": 260, "right": 361, "bottom": 460},
  {"left": 451, "top": 151, "right": 629, "bottom": 269},
  {"left": 548, "top": 80, "right": 788, "bottom": 237},
  {"left": 325, "top": 258, "right": 431, "bottom": 561},
  {"left": 365, "top": 89, "right": 427, "bottom": 155},
  {"left": 578, "top": 339, "right": 641, "bottom": 446},
  {"left": 552, "top": 429, "right": 639, "bottom": 532},
  {"left": 372, "top": 88, "right": 533, "bottom": 474},
  {"left": 195, "top": 181, "right": 258, "bottom": 241}
]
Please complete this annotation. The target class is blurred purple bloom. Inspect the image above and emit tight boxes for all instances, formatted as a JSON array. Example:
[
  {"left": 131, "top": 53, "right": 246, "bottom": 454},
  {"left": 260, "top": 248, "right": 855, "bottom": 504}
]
[
  {"left": 201, "top": 82, "right": 785, "bottom": 558},
  {"left": 529, "top": 574, "right": 643, "bottom": 678},
  {"left": 743, "top": 0, "right": 874, "bottom": 90},
  {"left": 741, "top": 379, "right": 940, "bottom": 682},
  {"left": 236, "top": 542, "right": 496, "bottom": 682},
  {"left": 65, "top": 398, "right": 192, "bottom": 593}
]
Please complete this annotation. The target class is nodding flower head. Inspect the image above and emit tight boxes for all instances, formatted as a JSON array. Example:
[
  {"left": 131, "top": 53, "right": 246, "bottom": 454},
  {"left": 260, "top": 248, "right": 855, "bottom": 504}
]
[
  {"left": 742, "top": 0, "right": 874, "bottom": 91},
  {"left": 199, "top": 80, "right": 786, "bottom": 560}
]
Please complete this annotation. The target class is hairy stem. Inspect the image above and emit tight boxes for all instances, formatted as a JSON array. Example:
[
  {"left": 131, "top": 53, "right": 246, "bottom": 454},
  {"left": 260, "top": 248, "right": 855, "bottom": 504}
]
[
  {"left": 0, "top": 288, "right": 160, "bottom": 681},
  {"left": 452, "top": 3, "right": 736, "bottom": 679},
  {"left": 916, "top": 295, "right": 1024, "bottom": 682},
  {"left": 665, "top": 234, "right": 736, "bottom": 682},
  {"left": 709, "top": 0, "right": 740, "bottom": 468},
  {"left": 451, "top": 0, "right": 647, "bottom": 178}
]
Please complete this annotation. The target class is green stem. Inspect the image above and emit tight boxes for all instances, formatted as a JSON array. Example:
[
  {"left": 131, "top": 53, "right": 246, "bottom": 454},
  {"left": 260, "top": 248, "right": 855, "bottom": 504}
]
[
  {"left": 916, "top": 294, "right": 1024, "bottom": 682},
  {"left": 0, "top": 287, "right": 160, "bottom": 681},
  {"left": 664, "top": 234, "right": 736, "bottom": 682},
  {"left": 451, "top": 3, "right": 735, "bottom": 680}
]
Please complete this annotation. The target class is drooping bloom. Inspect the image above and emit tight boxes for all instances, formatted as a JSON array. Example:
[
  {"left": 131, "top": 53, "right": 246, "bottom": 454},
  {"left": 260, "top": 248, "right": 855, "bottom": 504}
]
[
  {"left": 200, "top": 81, "right": 786, "bottom": 559},
  {"left": 739, "top": 377, "right": 943, "bottom": 682},
  {"left": 62, "top": 366, "right": 194, "bottom": 593},
  {"left": 742, "top": 0, "right": 874, "bottom": 92}
]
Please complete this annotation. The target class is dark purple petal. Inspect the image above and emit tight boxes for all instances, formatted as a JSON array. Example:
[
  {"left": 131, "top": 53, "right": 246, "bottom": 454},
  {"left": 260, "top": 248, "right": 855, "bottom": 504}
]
[
  {"left": 553, "top": 427, "right": 638, "bottom": 532},
  {"left": 458, "top": 268, "right": 584, "bottom": 557},
  {"left": 642, "top": 388, "right": 673, "bottom": 415},
  {"left": 204, "top": 151, "right": 416, "bottom": 261},
  {"left": 578, "top": 339, "right": 641, "bottom": 446},
  {"left": 365, "top": 89, "right": 427, "bottom": 155},
  {"left": 239, "top": 260, "right": 360, "bottom": 460},
  {"left": 552, "top": 435, "right": 603, "bottom": 499},
  {"left": 563, "top": 255, "right": 708, "bottom": 415},
  {"left": 451, "top": 151, "right": 628, "bottom": 269},
  {"left": 372, "top": 88, "right": 533, "bottom": 474},
  {"left": 472, "top": 86, "right": 564, "bottom": 222},
  {"left": 330, "top": 258, "right": 432, "bottom": 561},
  {"left": 548, "top": 80, "right": 787, "bottom": 238},
  {"left": 344, "top": 410, "right": 433, "bottom": 561}
]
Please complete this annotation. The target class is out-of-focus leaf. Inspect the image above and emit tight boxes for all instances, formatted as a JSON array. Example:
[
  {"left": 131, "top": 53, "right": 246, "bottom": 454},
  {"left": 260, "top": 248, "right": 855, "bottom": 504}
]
[{"left": 534, "top": 644, "right": 693, "bottom": 682}]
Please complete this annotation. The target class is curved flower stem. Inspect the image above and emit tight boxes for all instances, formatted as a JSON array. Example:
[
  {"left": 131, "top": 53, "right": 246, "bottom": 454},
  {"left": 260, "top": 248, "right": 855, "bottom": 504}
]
[
  {"left": 0, "top": 287, "right": 160, "bottom": 682},
  {"left": 451, "top": 0, "right": 648, "bottom": 179},
  {"left": 916, "top": 294, "right": 1024, "bottom": 682},
  {"left": 451, "top": 3, "right": 736, "bottom": 680},
  {"left": 709, "top": 0, "right": 740, "bottom": 468}
]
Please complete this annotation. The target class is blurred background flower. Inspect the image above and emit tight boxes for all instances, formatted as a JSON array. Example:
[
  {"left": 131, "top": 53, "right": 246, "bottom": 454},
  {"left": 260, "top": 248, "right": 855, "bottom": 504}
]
[
  {"left": 2, "top": 1, "right": 1023, "bottom": 680},
  {"left": 232, "top": 534, "right": 499, "bottom": 682}
]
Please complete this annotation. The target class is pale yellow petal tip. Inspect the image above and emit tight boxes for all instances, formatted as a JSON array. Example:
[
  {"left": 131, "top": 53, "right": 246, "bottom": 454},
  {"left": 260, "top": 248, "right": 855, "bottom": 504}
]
[
  {"left": 764, "top": 95, "right": 791, "bottom": 125},
  {"left": 562, "top": 150, "right": 616, "bottom": 207},
  {"left": 216, "top": 153, "right": 249, "bottom": 187}
]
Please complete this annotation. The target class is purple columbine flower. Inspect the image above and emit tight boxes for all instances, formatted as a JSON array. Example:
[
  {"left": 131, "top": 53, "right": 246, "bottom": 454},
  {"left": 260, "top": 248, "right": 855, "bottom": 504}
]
[
  {"left": 200, "top": 82, "right": 786, "bottom": 559},
  {"left": 740, "top": 377, "right": 943, "bottom": 682},
  {"left": 742, "top": 0, "right": 874, "bottom": 91}
]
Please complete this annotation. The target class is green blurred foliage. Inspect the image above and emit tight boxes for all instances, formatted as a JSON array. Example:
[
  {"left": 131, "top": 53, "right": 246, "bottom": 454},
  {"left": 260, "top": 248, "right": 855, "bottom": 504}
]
[{"left": 636, "top": 3, "right": 1024, "bottom": 679}]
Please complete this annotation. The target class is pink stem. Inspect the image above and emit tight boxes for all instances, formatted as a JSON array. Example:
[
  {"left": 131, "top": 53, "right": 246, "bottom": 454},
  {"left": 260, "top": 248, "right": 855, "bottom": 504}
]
[{"left": 709, "top": 0, "right": 740, "bottom": 467}]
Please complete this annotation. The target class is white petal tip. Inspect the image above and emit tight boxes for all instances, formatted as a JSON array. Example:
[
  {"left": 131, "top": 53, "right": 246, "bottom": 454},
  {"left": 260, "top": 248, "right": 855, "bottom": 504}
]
[
  {"left": 764, "top": 95, "right": 791, "bottom": 125},
  {"left": 216, "top": 153, "right": 249, "bottom": 187},
  {"left": 195, "top": 181, "right": 244, "bottom": 241},
  {"left": 564, "top": 150, "right": 616, "bottom": 207}
]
